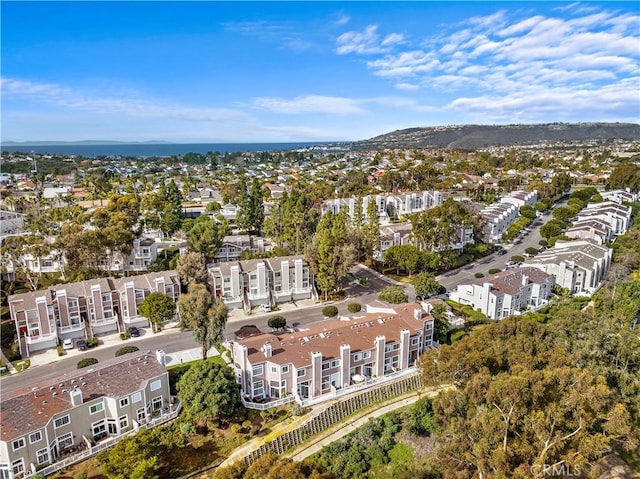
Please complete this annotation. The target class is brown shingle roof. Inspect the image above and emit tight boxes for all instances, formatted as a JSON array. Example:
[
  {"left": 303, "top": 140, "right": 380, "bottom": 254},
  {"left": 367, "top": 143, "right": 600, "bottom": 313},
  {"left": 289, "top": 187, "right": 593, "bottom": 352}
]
[{"left": 0, "top": 351, "right": 166, "bottom": 441}]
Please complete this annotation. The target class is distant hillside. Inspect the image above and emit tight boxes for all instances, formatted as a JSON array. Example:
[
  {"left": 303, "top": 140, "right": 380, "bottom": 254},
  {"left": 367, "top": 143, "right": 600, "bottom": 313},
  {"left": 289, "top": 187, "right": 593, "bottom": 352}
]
[{"left": 351, "top": 122, "right": 640, "bottom": 149}]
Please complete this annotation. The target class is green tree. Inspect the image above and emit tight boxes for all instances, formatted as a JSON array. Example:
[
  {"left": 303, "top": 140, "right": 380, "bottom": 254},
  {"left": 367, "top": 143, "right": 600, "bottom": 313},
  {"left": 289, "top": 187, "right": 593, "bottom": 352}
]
[
  {"left": 411, "top": 272, "right": 443, "bottom": 297},
  {"left": 378, "top": 286, "right": 408, "bottom": 304},
  {"left": 159, "top": 180, "right": 183, "bottom": 236},
  {"left": 267, "top": 315, "right": 287, "bottom": 330},
  {"left": 176, "top": 360, "right": 244, "bottom": 428},
  {"left": 552, "top": 206, "right": 575, "bottom": 222},
  {"left": 362, "top": 198, "right": 381, "bottom": 264},
  {"left": 176, "top": 251, "right": 208, "bottom": 287},
  {"left": 306, "top": 211, "right": 356, "bottom": 300},
  {"left": 187, "top": 216, "right": 229, "bottom": 262},
  {"left": 519, "top": 204, "right": 537, "bottom": 219},
  {"left": 540, "top": 218, "right": 566, "bottom": 239},
  {"left": 138, "top": 292, "right": 176, "bottom": 333},
  {"left": 177, "top": 284, "right": 228, "bottom": 359},
  {"left": 98, "top": 428, "right": 160, "bottom": 479}
]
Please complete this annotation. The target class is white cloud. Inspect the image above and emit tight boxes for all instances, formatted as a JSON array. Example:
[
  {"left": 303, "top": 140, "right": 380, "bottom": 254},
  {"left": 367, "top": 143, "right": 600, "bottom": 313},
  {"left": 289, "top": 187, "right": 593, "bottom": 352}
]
[
  {"left": 334, "top": 12, "right": 350, "bottom": 26},
  {"left": 336, "top": 24, "right": 404, "bottom": 55},
  {"left": 252, "top": 94, "right": 366, "bottom": 114},
  {"left": 395, "top": 82, "right": 420, "bottom": 91}
]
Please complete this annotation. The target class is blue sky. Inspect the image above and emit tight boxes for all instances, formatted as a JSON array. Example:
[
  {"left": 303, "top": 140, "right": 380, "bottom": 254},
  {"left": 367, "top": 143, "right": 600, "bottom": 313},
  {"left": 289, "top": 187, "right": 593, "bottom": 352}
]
[{"left": 1, "top": 1, "right": 639, "bottom": 143}]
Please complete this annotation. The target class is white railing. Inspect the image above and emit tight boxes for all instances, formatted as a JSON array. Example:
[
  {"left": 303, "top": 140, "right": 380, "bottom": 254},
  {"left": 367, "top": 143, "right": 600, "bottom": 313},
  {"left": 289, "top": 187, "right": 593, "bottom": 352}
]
[
  {"left": 241, "top": 395, "right": 295, "bottom": 410},
  {"left": 240, "top": 368, "right": 419, "bottom": 410},
  {"left": 25, "top": 333, "right": 57, "bottom": 345},
  {"left": 91, "top": 317, "right": 118, "bottom": 326},
  {"left": 35, "top": 398, "right": 181, "bottom": 477},
  {"left": 57, "top": 322, "right": 84, "bottom": 334}
]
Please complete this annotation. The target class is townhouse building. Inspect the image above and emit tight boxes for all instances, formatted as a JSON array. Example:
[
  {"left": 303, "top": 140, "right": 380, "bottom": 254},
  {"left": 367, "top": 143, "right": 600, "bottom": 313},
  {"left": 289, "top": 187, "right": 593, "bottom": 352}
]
[
  {"left": 528, "top": 239, "right": 612, "bottom": 295},
  {"left": 209, "top": 255, "right": 314, "bottom": 311},
  {"left": 565, "top": 218, "right": 614, "bottom": 245},
  {"left": 231, "top": 304, "right": 435, "bottom": 406},
  {"left": 322, "top": 190, "right": 443, "bottom": 225},
  {"left": 576, "top": 201, "right": 632, "bottom": 236},
  {"left": 600, "top": 189, "right": 637, "bottom": 205},
  {"left": 450, "top": 267, "right": 554, "bottom": 320},
  {"left": 0, "top": 351, "right": 173, "bottom": 479},
  {"left": 8, "top": 271, "right": 180, "bottom": 358},
  {"left": 214, "top": 235, "right": 274, "bottom": 263},
  {"left": 479, "top": 190, "right": 538, "bottom": 244}
]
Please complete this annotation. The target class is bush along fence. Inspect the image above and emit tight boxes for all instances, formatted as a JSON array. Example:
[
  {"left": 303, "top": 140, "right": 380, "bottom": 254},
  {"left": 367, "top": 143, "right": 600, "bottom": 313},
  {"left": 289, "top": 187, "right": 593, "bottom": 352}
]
[{"left": 242, "top": 373, "right": 422, "bottom": 466}]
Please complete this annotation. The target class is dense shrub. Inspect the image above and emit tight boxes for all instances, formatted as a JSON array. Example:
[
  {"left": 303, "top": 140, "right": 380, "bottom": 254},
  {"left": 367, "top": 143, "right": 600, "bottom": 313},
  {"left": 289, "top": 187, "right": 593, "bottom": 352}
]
[
  {"left": 474, "top": 272, "right": 485, "bottom": 278},
  {"left": 115, "top": 345, "right": 140, "bottom": 357},
  {"left": 488, "top": 268, "right": 501, "bottom": 274},
  {"left": 267, "top": 315, "right": 287, "bottom": 330},
  {"left": 322, "top": 305, "right": 339, "bottom": 317},
  {"left": 378, "top": 286, "right": 408, "bottom": 304},
  {"left": 87, "top": 337, "right": 99, "bottom": 348},
  {"left": 510, "top": 255, "right": 525, "bottom": 264},
  {"left": 347, "top": 302, "right": 362, "bottom": 313},
  {"left": 77, "top": 358, "right": 99, "bottom": 369}
]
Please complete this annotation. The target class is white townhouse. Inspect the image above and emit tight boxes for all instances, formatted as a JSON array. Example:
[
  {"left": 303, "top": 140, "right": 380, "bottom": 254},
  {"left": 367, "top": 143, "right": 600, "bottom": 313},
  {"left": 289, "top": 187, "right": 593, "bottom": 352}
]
[
  {"left": 576, "top": 201, "right": 632, "bottom": 236},
  {"left": 600, "top": 189, "right": 637, "bottom": 205},
  {"left": 528, "top": 239, "right": 612, "bottom": 295},
  {"left": 231, "top": 304, "right": 435, "bottom": 406},
  {"left": 0, "top": 351, "right": 175, "bottom": 479},
  {"left": 209, "top": 255, "right": 314, "bottom": 312},
  {"left": 450, "top": 267, "right": 554, "bottom": 320},
  {"left": 480, "top": 190, "right": 538, "bottom": 243},
  {"left": 8, "top": 271, "right": 180, "bottom": 358},
  {"left": 213, "top": 235, "right": 273, "bottom": 264},
  {"left": 565, "top": 218, "right": 614, "bottom": 245},
  {"left": 322, "top": 190, "right": 443, "bottom": 225}
]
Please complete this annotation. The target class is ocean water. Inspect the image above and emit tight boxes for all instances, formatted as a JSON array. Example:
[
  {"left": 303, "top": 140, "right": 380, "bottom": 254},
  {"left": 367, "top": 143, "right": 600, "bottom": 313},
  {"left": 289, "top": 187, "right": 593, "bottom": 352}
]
[{"left": 0, "top": 141, "right": 339, "bottom": 158}]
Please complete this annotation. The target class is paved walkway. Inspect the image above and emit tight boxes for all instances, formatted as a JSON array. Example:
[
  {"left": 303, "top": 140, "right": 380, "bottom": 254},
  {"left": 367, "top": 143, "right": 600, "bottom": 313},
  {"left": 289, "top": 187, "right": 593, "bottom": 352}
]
[
  {"left": 354, "top": 263, "right": 406, "bottom": 286},
  {"left": 227, "top": 298, "right": 318, "bottom": 322}
]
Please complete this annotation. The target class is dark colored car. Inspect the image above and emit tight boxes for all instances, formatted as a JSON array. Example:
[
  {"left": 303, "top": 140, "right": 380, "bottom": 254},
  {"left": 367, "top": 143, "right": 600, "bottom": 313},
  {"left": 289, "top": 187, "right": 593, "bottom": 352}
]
[
  {"left": 128, "top": 326, "right": 141, "bottom": 337},
  {"left": 76, "top": 339, "right": 88, "bottom": 351},
  {"left": 496, "top": 248, "right": 507, "bottom": 255}
]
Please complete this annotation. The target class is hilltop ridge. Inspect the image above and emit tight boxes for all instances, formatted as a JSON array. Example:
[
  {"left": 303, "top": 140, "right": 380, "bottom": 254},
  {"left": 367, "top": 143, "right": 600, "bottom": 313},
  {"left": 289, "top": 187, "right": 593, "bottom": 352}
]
[{"left": 350, "top": 122, "right": 640, "bottom": 149}]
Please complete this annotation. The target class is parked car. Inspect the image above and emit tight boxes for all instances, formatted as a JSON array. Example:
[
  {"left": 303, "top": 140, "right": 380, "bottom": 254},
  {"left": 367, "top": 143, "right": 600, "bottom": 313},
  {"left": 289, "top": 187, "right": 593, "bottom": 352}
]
[
  {"left": 128, "top": 326, "right": 141, "bottom": 337},
  {"left": 496, "top": 248, "right": 507, "bottom": 255},
  {"left": 261, "top": 304, "right": 272, "bottom": 313},
  {"left": 62, "top": 338, "right": 74, "bottom": 350},
  {"left": 76, "top": 339, "right": 88, "bottom": 351}
]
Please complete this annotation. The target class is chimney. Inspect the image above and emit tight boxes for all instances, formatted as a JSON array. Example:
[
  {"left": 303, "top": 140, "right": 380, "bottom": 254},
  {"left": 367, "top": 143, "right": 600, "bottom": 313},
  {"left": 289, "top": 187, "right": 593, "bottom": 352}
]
[
  {"left": 413, "top": 308, "right": 423, "bottom": 320},
  {"left": 70, "top": 388, "right": 83, "bottom": 407},
  {"left": 522, "top": 274, "right": 529, "bottom": 286},
  {"left": 263, "top": 342, "right": 272, "bottom": 358}
]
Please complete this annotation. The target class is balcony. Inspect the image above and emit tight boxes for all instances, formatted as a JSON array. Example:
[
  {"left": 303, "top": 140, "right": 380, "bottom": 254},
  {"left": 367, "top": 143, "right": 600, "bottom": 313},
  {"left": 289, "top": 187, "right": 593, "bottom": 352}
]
[
  {"left": 25, "top": 331, "right": 58, "bottom": 345},
  {"left": 57, "top": 321, "right": 85, "bottom": 334}
]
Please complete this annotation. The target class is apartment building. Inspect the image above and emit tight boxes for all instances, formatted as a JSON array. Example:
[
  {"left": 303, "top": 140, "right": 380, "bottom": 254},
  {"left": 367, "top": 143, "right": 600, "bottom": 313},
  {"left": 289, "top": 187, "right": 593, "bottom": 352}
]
[
  {"left": 450, "top": 267, "right": 554, "bottom": 319},
  {"left": 0, "top": 351, "right": 173, "bottom": 479},
  {"left": 209, "top": 255, "right": 314, "bottom": 311},
  {"left": 528, "top": 239, "right": 612, "bottom": 295},
  {"left": 322, "top": 190, "right": 443, "bottom": 224},
  {"left": 231, "top": 304, "right": 435, "bottom": 405},
  {"left": 480, "top": 190, "right": 538, "bottom": 243},
  {"left": 576, "top": 201, "right": 632, "bottom": 236},
  {"left": 565, "top": 218, "right": 614, "bottom": 245},
  {"left": 214, "top": 235, "right": 274, "bottom": 263},
  {"left": 600, "top": 189, "right": 637, "bottom": 205},
  {"left": 8, "top": 271, "right": 180, "bottom": 358}
]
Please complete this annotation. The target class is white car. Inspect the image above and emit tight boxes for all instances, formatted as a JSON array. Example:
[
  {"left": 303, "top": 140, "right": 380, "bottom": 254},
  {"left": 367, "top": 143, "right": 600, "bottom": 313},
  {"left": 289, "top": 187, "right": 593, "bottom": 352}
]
[
  {"left": 261, "top": 304, "right": 272, "bottom": 313},
  {"left": 62, "top": 339, "right": 74, "bottom": 350}
]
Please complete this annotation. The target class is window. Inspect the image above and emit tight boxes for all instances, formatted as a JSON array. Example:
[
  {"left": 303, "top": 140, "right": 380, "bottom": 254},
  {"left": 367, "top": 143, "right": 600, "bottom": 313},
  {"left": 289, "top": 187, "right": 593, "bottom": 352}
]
[
  {"left": 36, "top": 448, "right": 49, "bottom": 465},
  {"left": 131, "top": 392, "right": 142, "bottom": 403},
  {"left": 252, "top": 365, "right": 263, "bottom": 376},
  {"left": 152, "top": 396, "right": 163, "bottom": 411},
  {"left": 150, "top": 379, "right": 162, "bottom": 391},
  {"left": 29, "top": 431, "right": 42, "bottom": 444},
  {"left": 119, "top": 415, "right": 128, "bottom": 430},
  {"left": 92, "top": 420, "right": 106, "bottom": 437},
  {"left": 411, "top": 337, "right": 419, "bottom": 346},
  {"left": 119, "top": 397, "right": 129, "bottom": 408},
  {"left": 136, "top": 408, "right": 146, "bottom": 422},
  {"left": 297, "top": 368, "right": 305, "bottom": 377},
  {"left": 271, "top": 366, "right": 277, "bottom": 373},
  {"left": 362, "top": 351, "right": 371, "bottom": 359},
  {"left": 89, "top": 402, "right": 104, "bottom": 414},
  {"left": 57, "top": 432, "right": 73, "bottom": 450},
  {"left": 331, "top": 359, "right": 341, "bottom": 368},
  {"left": 282, "top": 365, "right": 289, "bottom": 374},
  {"left": 54, "top": 415, "right": 70, "bottom": 428},
  {"left": 353, "top": 353, "right": 362, "bottom": 362},
  {"left": 11, "top": 459, "right": 24, "bottom": 475},
  {"left": 322, "top": 361, "right": 330, "bottom": 370},
  {"left": 252, "top": 380, "right": 264, "bottom": 397},
  {"left": 12, "top": 438, "right": 25, "bottom": 451}
]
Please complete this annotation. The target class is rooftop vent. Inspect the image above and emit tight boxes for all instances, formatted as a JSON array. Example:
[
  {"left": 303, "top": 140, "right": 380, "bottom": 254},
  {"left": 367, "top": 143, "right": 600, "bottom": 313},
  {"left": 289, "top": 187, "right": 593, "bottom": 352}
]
[{"left": 52, "top": 392, "right": 58, "bottom": 397}]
